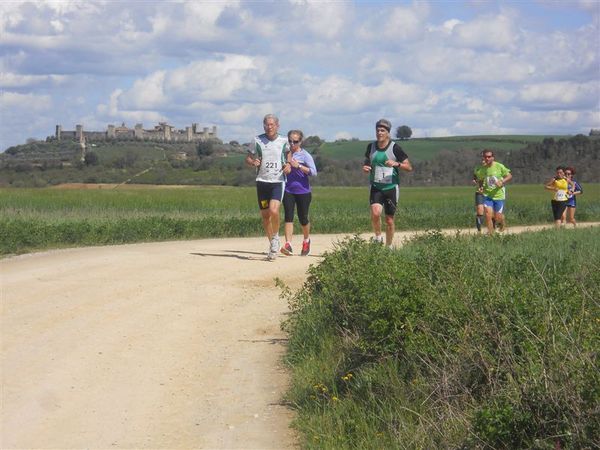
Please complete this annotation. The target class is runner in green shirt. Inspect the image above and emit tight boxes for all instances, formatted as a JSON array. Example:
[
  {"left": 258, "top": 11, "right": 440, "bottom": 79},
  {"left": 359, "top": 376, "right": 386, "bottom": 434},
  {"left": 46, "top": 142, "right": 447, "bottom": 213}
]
[
  {"left": 362, "top": 119, "right": 413, "bottom": 248},
  {"left": 473, "top": 150, "right": 512, "bottom": 234}
]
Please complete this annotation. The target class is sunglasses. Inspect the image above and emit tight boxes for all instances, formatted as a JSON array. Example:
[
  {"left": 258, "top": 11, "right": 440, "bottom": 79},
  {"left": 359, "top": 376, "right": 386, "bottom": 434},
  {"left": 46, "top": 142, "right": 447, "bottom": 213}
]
[
  {"left": 289, "top": 139, "right": 301, "bottom": 144},
  {"left": 483, "top": 155, "right": 494, "bottom": 159},
  {"left": 565, "top": 172, "right": 572, "bottom": 175}
]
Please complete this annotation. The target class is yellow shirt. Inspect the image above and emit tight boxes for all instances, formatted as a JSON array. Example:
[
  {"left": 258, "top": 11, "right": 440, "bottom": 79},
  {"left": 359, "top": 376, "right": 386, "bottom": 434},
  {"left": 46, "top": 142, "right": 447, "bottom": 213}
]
[{"left": 552, "top": 178, "right": 569, "bottom": 201}]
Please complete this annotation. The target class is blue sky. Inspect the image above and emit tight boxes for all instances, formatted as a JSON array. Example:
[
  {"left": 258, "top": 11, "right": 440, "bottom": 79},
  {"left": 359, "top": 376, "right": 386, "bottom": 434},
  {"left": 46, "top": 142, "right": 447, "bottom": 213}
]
[{"left": 1, "top": 0, "right": 598, "bottom": 150}]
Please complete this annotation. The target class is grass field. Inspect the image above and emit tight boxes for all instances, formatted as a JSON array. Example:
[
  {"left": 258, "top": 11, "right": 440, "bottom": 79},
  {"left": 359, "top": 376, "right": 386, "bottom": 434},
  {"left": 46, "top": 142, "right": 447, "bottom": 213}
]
[
  {"left": 1, "top": 183, "right": 598, "bottom": 255},
  {"left": 319, "top": 135, "right": 567, "bottom": 162}
]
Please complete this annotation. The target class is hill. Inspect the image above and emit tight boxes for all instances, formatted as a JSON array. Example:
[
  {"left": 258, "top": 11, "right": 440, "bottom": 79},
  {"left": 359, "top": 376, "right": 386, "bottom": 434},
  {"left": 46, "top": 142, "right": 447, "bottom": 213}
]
[
  {"left": 318, "top": 135, "right": 566, "bottom": 162},
  {"left": 1, "top": 134, "right": 598, "bottom": 187}
]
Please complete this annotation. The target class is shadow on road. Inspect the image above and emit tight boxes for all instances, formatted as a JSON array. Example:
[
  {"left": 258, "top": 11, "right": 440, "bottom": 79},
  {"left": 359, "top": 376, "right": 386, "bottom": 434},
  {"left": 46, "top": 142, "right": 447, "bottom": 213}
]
[
  {"left": 191, "top": 249, "right": 323, "bottom": 260},
  {"left": 190, "top": 250, "right": 265, "bottom": 261}
]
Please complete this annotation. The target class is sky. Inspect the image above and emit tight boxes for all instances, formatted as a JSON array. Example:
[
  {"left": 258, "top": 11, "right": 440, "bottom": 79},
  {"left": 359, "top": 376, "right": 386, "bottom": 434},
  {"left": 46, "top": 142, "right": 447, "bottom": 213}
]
[{"left": 1, "top": 0, "right": 599, "bottom": 150}]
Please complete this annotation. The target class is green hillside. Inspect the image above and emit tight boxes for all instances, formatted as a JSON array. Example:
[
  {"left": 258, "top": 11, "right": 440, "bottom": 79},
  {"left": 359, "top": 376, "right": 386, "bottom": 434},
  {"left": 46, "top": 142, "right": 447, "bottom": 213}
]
[
  {"left": 2, "top": 134, "right": 597, "bottom": 187},
  {"left": 319, "top": 135, "right": 568, "bottom": 162}
]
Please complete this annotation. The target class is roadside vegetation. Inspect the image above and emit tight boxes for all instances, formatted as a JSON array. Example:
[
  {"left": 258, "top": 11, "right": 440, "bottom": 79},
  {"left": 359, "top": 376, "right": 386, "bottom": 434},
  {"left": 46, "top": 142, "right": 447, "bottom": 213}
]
[
  {"left": 2, "top": 184, "right": 599, "bottom": 255},
  {"left": 281, "top": 228, "right": 600, "bottom": 449}
]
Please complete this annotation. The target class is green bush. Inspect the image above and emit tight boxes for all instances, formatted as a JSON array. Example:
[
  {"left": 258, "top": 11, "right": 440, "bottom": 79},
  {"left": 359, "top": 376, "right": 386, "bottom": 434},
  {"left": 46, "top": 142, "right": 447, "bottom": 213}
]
[{"left": 283, "top": 228, "right": 600, "bottom": 449}]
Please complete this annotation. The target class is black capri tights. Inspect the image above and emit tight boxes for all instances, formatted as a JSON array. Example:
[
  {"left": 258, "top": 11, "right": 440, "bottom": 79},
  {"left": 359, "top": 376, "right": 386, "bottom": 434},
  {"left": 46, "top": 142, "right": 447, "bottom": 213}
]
[
  {"left": 551, "top": 200, "right": 568, "bottom": 221},
  {"left": 283, "top": 192, "right": 312, "bottom": 226}
]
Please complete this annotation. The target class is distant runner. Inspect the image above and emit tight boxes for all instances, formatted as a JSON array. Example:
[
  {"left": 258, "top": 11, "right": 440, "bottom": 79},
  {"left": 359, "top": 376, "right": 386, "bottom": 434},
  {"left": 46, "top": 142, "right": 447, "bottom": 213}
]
[
  {"left": 245, "top": 114, "right": 291, "bottom": 260},
  {"left": 362, "top": 118, "right": 413, "bottom": 248},
  {"left": 473, "top": 149, "right": 512, "bottom": 235},
  {"left": 562, "top": 166, "right": 583, "bottom": 227},
  {"left": 544, "top": 166, "right": 572, "bottom": 229},
  {"left": 472, "top": 154, "right": 486, "bottom": 232}
]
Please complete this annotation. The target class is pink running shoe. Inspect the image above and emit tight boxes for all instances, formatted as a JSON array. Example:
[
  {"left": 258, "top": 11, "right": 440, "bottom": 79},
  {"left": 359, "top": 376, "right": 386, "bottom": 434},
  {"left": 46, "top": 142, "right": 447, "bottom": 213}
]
[
  {"left": 301, "top": 239, "right": 311, "bottom": 256},
  {"left": 281, "top": 242, "right": 293, "bottom": 256}
]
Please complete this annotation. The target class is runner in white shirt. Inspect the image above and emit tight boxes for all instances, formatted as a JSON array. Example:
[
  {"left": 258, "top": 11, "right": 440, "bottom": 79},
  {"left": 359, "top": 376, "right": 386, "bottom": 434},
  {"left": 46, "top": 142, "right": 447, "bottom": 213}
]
[{"left": 245, "top": 114, "right": 290, "bottom": 260}]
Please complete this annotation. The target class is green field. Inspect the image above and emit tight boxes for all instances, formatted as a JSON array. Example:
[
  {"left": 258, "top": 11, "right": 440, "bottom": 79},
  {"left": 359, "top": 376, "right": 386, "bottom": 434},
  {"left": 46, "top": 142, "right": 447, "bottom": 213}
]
[
  {"left": 319, "top": 135, "right": 566, "bottom": 162},
  {"left": 1, "top": 183, "right": 598, "bottom": 255}
]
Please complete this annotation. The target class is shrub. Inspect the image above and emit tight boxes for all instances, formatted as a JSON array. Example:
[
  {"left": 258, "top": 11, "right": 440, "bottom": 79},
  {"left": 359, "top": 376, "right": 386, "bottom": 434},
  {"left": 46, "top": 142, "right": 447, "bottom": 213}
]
[{"left": 283, "top": 229, "right": 600, "bottom": 449}]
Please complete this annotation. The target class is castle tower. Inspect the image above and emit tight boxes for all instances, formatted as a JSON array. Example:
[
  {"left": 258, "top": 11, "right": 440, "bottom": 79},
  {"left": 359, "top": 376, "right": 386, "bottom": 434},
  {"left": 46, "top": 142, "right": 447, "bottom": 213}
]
[
  {"left": 107, "top": 125, "right": 115, "bottom": 139},
  {"left": 76, "top": 124, "right": 83, "bottom": 142},
  {"left": 186, "top": 126, "right": 192, "bottom": 142},
  {"left": 134, "top": 123, "right": 144, "bottom": 140},
  {"left": 56, "top": 125, "right": 62, "bottom": 140},
  {"left": 79, "top": 136, "right": 86, "bottom": 162},
  {"left": 212, "top": 125, "right": 217, "bottom": 137}
]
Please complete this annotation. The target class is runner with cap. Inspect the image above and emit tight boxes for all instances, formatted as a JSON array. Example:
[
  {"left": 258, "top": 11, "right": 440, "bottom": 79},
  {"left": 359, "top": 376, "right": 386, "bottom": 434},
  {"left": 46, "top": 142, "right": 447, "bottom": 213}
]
[{"left": 362, "top": 118, "right": 413, "bottom": 248}]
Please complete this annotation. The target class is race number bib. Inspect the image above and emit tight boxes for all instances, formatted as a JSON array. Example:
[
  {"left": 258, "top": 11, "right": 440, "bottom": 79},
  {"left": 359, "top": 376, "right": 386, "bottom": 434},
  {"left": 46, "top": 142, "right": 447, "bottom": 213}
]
[
  {"left": 374, "top": 166, "right": 394, "bottom": 184},
  {"left": 486, "top": 176, "right": 498, "bottom": 188},
  {"left": 264, "top": 161, "right": 279, "bottom": 176},
  {"left": 555, "top": 190, "right": 567, "bottom": 201}
]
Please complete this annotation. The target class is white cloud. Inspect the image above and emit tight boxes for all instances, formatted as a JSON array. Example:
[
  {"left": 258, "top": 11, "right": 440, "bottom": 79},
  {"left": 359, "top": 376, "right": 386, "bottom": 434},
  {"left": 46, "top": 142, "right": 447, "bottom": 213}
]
[
  {"left": 219, "top": 103, "right": 273, "bottom": 124},
  {"left": 166, "top": 55, "right": 261, "bottom": 101},
  {"left": 334, "top": 131, "right": 353, "bottom": 140},
  {"left": 0, "top": 91, "right": 51, "bottom": 111},
  {"left": 386, "top": 2, "right": 430, "bottom": 40},
  {"left": 518, "top": 81, "right": 598, "bottom": 108},
  {"left": 358, "top": 2, "right": 429, "bottom": 42},
  {"left": 306, "top": 76, "right": 426, "bottom": 113},
  {"left": 0, "top": 72, "right": 68, "bottom": 88},
  {"left": 451, "top": 13, "right": 519, "bottom": 50},
  {"left": 118, "top": 71, "right": 168, "bottom": 110},
  {"left": 0, "top": 1, "right": 598, "bottom": 149},
  {"left": 296, "top": 0, "right": 350, "bottom": 39}
]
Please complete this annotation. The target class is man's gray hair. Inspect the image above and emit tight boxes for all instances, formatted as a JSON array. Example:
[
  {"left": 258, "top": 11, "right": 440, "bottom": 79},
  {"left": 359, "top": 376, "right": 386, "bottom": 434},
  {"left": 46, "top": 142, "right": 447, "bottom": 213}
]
[{"left": 263, "top": 113, "right": 279, "bottom": 124}]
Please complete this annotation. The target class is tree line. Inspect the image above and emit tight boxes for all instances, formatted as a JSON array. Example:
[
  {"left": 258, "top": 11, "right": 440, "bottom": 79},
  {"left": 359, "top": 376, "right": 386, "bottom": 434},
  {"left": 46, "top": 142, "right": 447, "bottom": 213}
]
[
  {"left": 310, "top": 135, "right": 599, "bottom": 187},
  {"left": 1, "top": 134, "right": 598, "bottom": 187}
]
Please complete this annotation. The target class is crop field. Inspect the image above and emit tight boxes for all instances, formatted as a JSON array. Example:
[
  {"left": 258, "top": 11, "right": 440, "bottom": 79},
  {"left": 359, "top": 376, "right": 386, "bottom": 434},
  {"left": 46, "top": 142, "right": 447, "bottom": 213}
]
[
  {"left": 1, "top": 183, "right": 598, "bottom": 255},
  {"left": 319, "top": 135, "right": 566, "bottom": 162}
]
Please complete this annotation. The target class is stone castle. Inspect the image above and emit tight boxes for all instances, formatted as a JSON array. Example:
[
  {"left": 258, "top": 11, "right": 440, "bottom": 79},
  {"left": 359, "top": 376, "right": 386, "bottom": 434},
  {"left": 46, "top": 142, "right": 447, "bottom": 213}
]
[{"left": 52, "top": 122, "right": 218, "bottom": 143}]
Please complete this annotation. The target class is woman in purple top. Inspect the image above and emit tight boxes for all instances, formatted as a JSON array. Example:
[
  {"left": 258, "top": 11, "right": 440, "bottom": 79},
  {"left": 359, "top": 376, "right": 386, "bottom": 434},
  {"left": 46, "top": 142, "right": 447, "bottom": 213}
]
[
  {"left": 562, "top": 166, "right": 583, "bottom": 227},
  {"left": 280, "top": 129, "right": 317, "bottom": 256}
]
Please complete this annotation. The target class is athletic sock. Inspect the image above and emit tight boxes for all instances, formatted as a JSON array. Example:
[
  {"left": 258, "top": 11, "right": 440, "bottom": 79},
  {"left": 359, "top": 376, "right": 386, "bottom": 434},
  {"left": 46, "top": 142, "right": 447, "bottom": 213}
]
[{"left": 476, "top": 215, "right": 483, "bottom": 231}]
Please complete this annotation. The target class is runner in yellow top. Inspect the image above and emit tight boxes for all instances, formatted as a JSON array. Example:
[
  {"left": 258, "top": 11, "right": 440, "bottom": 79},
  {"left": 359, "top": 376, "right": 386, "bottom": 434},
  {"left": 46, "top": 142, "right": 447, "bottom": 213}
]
[{"left": 544, "top": 166, "right": 574, "bottom": 228}]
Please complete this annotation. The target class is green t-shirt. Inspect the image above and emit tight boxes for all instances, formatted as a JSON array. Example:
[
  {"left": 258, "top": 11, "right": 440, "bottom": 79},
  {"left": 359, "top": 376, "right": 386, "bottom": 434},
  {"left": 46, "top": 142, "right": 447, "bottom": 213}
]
[
  {"left": 474, "top": 162, "right": 511, "bottom": 200},
  {"left": 365, "top": 142, "right": 408, "bottom": 191}
]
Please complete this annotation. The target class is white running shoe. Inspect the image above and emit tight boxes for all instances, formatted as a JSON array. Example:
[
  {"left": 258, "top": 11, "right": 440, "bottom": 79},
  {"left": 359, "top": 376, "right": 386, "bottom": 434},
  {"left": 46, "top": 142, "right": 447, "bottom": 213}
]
[
  {"left": 371, "top": 235, "right": 384, "bottom": 244},
  {"left": 270, "top": 235, "right": 279, "bottom": 253}
]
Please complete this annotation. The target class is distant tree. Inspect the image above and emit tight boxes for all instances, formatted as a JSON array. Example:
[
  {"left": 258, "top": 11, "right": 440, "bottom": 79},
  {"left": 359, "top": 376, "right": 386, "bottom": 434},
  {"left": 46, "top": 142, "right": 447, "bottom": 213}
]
[
  {"left": 84, "top": 151, "right": 99, "bottom": 166},
  {"left": 229, "top": 140, "right": 240, "bottom": 147},
  {"left": 396, "top": 125, "right": 412, "bottom": 140},
  {"left": 112, "top": 151, "right": 138, "bottom": 169},
  {"left": 303, "top": 136, "right": 324, "bottom": 148},
  {"left": 197, "top": 140, "right": 215, "bottom": 158}
]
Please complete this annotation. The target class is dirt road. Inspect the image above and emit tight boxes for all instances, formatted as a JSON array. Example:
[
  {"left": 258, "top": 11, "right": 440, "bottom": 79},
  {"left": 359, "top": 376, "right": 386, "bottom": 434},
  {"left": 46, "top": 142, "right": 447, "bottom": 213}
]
[
  {"left": 2, "top": 234, "right": 350, "bottom": 449},
  {"left": 1, "top": 224, "right": 596, "bottom": 449}
]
